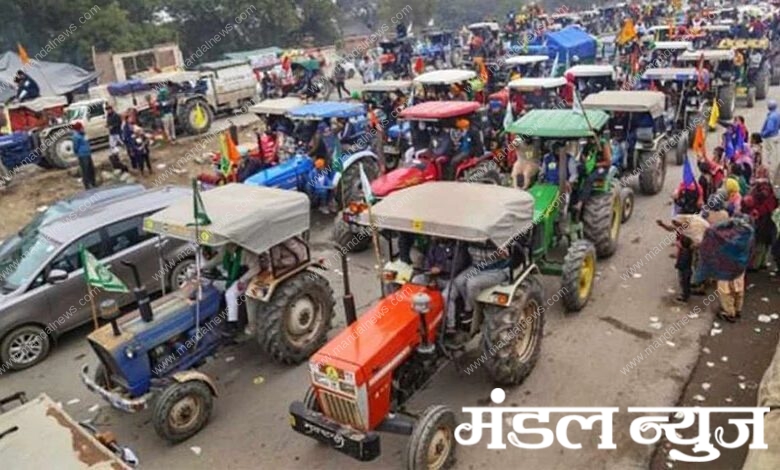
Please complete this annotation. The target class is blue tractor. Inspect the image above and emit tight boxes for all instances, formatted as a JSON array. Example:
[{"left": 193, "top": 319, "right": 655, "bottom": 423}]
[
  {"left": 244, "top": 102, "right": 381, "bottom": 211},
  {"left": 81, "top": 184, "right": 336, "bottom": 443},
  {"left": 360, "top": 80, "right": 414, "bottom": 170},
  {"left": 416, "top": 29, "right": 462, "bottom": 69}
]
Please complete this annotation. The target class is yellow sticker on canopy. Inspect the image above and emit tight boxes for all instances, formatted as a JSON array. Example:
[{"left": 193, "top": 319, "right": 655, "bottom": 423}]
[
  {"left": 411, "top": 220, "right": 424, "bottom": 232},
  {"left": 200, "top": 230, "right": 211, "bottom": 243},
  {"left": 143, "top": 219, "right": 154, "bottom": 230}
]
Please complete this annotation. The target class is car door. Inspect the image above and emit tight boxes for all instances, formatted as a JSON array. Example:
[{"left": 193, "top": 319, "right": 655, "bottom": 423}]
[
  {"left": 86, "top": 102, "right": 107, "bottom": 141},
  {"left": 45, "top": 230, "right": 108, "bottom": 332},
  {"left": 100, "top": 215, "right": 162, "bottom": 309}
]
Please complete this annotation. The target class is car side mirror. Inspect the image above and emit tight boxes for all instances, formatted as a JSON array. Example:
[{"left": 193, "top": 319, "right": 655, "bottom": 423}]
[{"left": 47, "top": 269, "right": 68, "bottom": 284}]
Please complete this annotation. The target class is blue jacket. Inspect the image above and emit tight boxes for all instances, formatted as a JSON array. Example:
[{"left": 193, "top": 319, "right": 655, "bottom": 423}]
[
  {"left": 72, "top": 131, "right": 91, "bottom": 160},
  {"left": 761, "top": 110, "right": 780, "bottom": 138}
]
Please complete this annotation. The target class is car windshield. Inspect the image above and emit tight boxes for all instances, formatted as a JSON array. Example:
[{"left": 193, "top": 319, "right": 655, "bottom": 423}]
[
  {"left": 1, "top": 235, "right": 57, "bottom": 293},
  {"left": 65, "top": 107, "right": 86, "bottom": 122},
  {"left": 0, "top": 204, "right": 70, "bottom": 279}
]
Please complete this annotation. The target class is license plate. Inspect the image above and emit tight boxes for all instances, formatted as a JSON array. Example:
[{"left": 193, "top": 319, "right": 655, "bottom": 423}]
[{"left": 383, "top": 145, "right": 398, "bottom": 154}]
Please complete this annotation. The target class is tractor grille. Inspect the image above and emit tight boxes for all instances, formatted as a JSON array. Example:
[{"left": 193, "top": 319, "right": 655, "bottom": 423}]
[{"left": 319, "top": 390, "right": 365, "bottom": 429}]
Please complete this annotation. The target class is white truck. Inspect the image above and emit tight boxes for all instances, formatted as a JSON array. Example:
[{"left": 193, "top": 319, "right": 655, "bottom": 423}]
[{"left": 192, "top": 59, "right": 259, "bottom": 113}]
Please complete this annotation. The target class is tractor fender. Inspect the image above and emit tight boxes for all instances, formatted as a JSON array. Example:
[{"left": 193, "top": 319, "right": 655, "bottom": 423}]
[
  {"left": 331, "top": 150, "right": 379, "bottom": 188},
  {"left": 476, "top": 264, "right": 541, "bottom": 307},
  {"left": 171, "top": 370, "right": 218, "bottom": 397}
]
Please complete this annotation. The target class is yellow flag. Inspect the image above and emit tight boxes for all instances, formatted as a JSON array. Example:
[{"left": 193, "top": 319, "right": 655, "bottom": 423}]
[
  {"left": 708, "top": 100, "right": 720, "bottom": 129},
  {"left": 616, "top": 19, "right": 637, "bottom": 46},
  {"left": 17, "top": 43, "right": 30, "bottom": 65},
  {"left": 193, "top": 103, "right": 207, "bottom": 130}
]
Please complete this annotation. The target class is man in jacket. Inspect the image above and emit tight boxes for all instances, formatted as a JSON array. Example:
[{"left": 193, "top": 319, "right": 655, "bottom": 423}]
[
  {"left": 761, "top": 100, "right": 780, "bottom": 181},
  {"left": 72, "top": 122, "right": 96, "bottom": 189}
]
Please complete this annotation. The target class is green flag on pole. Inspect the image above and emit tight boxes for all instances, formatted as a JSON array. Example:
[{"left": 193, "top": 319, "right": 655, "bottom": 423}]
[
  {"left": 189, "top": 179, "right": 212, "bottom": 227},
  {"left": 79, "top": 247, "right": 129, "bottom": 293}
]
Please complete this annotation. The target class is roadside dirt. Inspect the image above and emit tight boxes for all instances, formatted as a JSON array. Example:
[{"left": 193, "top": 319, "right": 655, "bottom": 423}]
[{"left": 650, "top": 272, "right": 780, "bottom": 470}]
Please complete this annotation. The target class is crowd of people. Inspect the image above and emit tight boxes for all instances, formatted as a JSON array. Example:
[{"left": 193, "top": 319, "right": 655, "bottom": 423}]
[{"left": 657, "top": 101, "right": 780, "bottom": 323}]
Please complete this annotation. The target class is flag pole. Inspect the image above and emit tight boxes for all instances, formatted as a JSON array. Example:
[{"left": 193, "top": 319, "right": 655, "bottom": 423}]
[
  {"left": 574, "top": 89, "right": 602, "bottom": 153},
  {"left": 88, "top": 286, "right": 100, "bottom": 330},
  {"left": 192, "top": 178, "right": 202, "bottom": 348}
]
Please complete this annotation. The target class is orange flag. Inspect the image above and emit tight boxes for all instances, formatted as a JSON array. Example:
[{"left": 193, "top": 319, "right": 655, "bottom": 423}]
[
  {"left": 225, "top": 131, "right": 241, "bottom": 163},
  {"left": 479, "top": 61, "right": 488, "bottom": 84},
  {"left": 692, "top": 125, "right": 706, "bottom": 158},
  {"left": 17, "top": 43, "right": 30, "bottom": 65}
]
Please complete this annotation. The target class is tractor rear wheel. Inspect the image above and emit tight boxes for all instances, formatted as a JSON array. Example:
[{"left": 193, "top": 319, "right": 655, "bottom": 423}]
[
  {"left": 256, "top": 271, "right": 335, "bottom": 365},
  {"left": 45, "top": 131, "right": 78, "bottom": 169},
  {"left": 620, "top": 187, "right": 635, "bottom": 223},
  {"left": 152, "top": 380, "right": 213, "bottom": 443},
  {"left": 336, "top": 158, "right": 380, "bottom": 210},
  {"left": 718, "top": 84, "right": 736, "bottom": 121},
  {"left": 582, "top": 192, "right": 620, "bottom": 259},
  {"left": 561, "top": 240, "right": 597, "bottom": 313},
  {"left": 756, "top": 71, "right": 769, "bottom": 100},
  {"left": 481, "top": 277, "right": 544, "bottom": 386},
  {"left": 638, "top": 149, "right": 665, "bottom": 195},
  {"left": 332, "top": 214, "right": 372, "bottom": 253},
  {"left": 179, "top": 99, "right": 213, "bottom": 135},
  {"left": 405, "top": 405, "right": 457, "bottom": 470}
]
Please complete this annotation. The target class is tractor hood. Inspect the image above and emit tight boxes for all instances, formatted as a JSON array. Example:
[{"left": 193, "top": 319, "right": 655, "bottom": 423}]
[
  {"left": 528, "top": 182, "right": 562, "bottom": 220},
  {"left": 311, "top": 284, "right": 444, "bottom": 386},
  {"left": 370, "top": 164, "right": 429, "bottom": 198}
]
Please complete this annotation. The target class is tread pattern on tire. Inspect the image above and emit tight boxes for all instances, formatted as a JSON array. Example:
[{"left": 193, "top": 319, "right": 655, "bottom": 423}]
[
  {"left": 405, "top": 404, "right": 457, "bottom": 470},
  {"left": 152, "top": 380, "right": 213, "bottom": 443},
  {"left": 480, "top": 277, "right": 545, "bottom": 386},
  {"left": 256, "top": 272, "right": 335, "bottom": 365},
  {"left": 582, "top": 192, "right": 618, "bottom": 259},
  {"left": 638, "top": 150, "right": 664, "bottom": 195},
  {"left": 561, "top": 240, "right": 596, "bottom": 312}
]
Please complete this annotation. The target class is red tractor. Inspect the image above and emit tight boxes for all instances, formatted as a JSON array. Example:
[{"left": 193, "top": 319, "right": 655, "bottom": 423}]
[
  {"left": 290, "top": 182, "right": 545, "bottom": 469},
  {"left": 333, "top": 100, "right": 502, "bottom": 252}
]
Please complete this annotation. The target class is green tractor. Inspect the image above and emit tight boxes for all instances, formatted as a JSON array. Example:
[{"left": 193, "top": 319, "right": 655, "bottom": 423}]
[
  {"left": 505, "top": 109, "right": 624, "bottom": 311},
  {"left": 717, "top": 38, "right": 771, "bottom": 108}
]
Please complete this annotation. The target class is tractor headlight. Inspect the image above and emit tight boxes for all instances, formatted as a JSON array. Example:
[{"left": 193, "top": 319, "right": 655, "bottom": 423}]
[
  {"left": 491, "top": 292, "right": 510, "bottom": 305},
  {"left": 124, "top": 347, "right": 135, "bottom": 359}
]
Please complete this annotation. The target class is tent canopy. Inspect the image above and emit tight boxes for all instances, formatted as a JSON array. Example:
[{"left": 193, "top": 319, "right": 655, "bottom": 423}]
[
  {"left": 545, "top": 26, "right": 597, "bottom": 62},
  {"left": 0, "top": 52, "right": 98, "bottom": 102}
]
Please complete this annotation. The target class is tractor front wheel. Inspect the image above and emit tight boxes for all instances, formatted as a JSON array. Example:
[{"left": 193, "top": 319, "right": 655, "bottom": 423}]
[
  {"left": 620, "top": 187, "right": 635, "bottom": 223},
  {"left": 152, "top": 380, "right": 213, "bottom": 443},
  {"left": 756, "top": 71, "right": 769, "bottom": 100},
  {"left": 719, "top": 85, "right": 736, "bottom": 121},
  {"left": 746, "top": 87, "right": 756, "bottom": 108},
  {"left": 256, "top": 272, "right": 335, "bottom": 364},
  {"left": 582, "top": 192, "right": 620, "bottom": 259},
  {"left": 405, "top": 405, "right": 457, "bottom": 470},
  {"left": 561, "top": 240, "right": 597, "bottom": 313},
  {"left": 481, "top": 277, "right": 544, "bottom": 386},
  {"left": 638, "top": 149, "right": 665, "bottom": 195},
  {"left": 675, "top": 135, "right": 686, "bottom": 166},
  {"left": 336, "top": 158, "right": 380, "bottom": 210}
]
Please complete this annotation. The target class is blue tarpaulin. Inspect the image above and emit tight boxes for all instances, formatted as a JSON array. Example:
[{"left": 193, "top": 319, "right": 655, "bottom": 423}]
[{"left": 545, "top": 26, "right": 597, "bottom": 63}]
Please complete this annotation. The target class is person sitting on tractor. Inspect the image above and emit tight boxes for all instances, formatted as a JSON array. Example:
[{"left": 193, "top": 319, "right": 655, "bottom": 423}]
[
  {"left": 540, "top": 141, "right": 579, "bottom": 190},
  {"left": 203, "top": 243, "right": 262, "bottom": 336},
  {"left": 13, "top": 70, "right": 40, "bottom": 102},
  {"left": 486, "top": 100, "right": 505, "bottom": 149},
  {"left": 447, "top": 118, "right": 483, "bottom": 180},
  {"left": 450, "top": 242, "right": 512, "bottom": 330}
]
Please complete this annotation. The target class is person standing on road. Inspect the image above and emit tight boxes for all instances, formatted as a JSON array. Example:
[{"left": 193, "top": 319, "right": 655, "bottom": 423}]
[
  {"left": 105, "top": 105, "right": 128, "bottom": 173},
  {"left": 72, "top": 122, "right": 96, "bottom": 189},
  {"left": 760, "top": 100, "right": 780, "bottom": 182},
  {"left": 333, "top": 63, "right": 350, "bottom": 100},
  {"left": 157, "top": 86, "right": 176, "bottom": 143}
]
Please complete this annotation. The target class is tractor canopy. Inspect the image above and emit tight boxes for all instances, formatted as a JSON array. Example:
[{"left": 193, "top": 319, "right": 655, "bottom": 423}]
[
  {"left": 248, "top": 97, "right": 304, "bottom": 116},
  {"left": 504, "top": 55, "right": 550, "bottom": 67},
  {"left": 414, "top": 69, "right": 477, "bottom": 85},
  {"left": 565, "top": 64, "right": 617, "bottom": 78},
  {"left": 143, "top": 184, "right": 310, "bottom": 254},
  {"left": 399, "top": 101, "right": 481, "bottom": 121},
  {"left": 582, "top": 90, "right": 666, "bottom": 118},
  {"left": 290, "top": 57, "right": 321, "bottom": 71},
  {"left": 360, "top": 79, "right": 413, "bottom": 93},
  {"left": 652, "top": 41, "right": 693, "bottom": 51},
  {"left": 506, "top": 109, "right": 610, "bottom": 138},
  {"left": 717, "top": 38, "right": 770, "bottom": 50},
  {"left": 678, "top": 49, "right": 735, "bottom": 63},
  {"left": 508, "top": 77, "right": 567, "bottom": 91},
  {"left": 546, "top": 26, "right": 598, "bottom": 63},
  {"left": 642, "top": 67, "right": 699, "bottom": 82},
  {"left": 359, "top": 182, "right": 535, "bottom": 249},
  {"left": 288, "top": 102, "right": 366, "bottom": 120}
]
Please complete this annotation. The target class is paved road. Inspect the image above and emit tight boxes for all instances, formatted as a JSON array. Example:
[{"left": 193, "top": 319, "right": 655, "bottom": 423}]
[{"left": 3, "top": 85, "right": 776, "bottom": 470}]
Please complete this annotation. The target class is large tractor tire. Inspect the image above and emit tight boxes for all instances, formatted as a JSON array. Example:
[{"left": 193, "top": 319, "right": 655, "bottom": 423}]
[
  {"left": 638, "top": 149, "right": 666, "bottom": 195},
  {"left": 718, "top": 84, "right": 736, "bottom": 121},
  {"left": 756, "top": 71, "right": 769, "bottom": 100},
  {"left": 336, "top": 157, "right": 380, "bottom": 209},
  {"left": 561, "top": 240, "right": 597, "bottom": 313},
  {"left": 582, "top": 192, "right": 620, "bottom": 259},
  {"left": 179, "top": 99, "right": 213, "bottom": 135},
  {"left": 405, "top": 405, "right": 457, "bottom": 470},
  {"left": 45, "top": 131, "right": 78, "bottom": 169},
  {"left": 332, "top": 214, "right": 372, "bottom": 253},
  {"left": 256, "top": 271, "right": 335, "bottom": 365},
  {"left": 481, "top": 277, "right": 544, "bottom": 386},
  {"left": 675, "top": 134, "right": 687, "bottom": 166},
  {"left": 771, "top": 65, "right": 780, "bottom": 86},
  {"left": 450, "top": 49, "right": 463, "bottom": 68},
  {"left": 461, "top": 160, "right": 502, "bottom": 184},
  {"left": 746, "top": 87, "right": 756, "bottom": 108},
  {"left": 152, "top": 380, "right": 213, "bottom": 443}
]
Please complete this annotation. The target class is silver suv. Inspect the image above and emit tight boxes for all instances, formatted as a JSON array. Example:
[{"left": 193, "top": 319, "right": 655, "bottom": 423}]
[{"left": 0, "top": 186, "right": 194, "bottom": 371}]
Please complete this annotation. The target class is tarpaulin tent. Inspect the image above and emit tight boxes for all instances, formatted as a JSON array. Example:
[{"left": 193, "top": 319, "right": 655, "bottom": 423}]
[
  {"left": 0, "top": 52, "right": 99, "bottom": 103},
  {"left": 545, "top": 26, "right": 597, "bottom": 64}
]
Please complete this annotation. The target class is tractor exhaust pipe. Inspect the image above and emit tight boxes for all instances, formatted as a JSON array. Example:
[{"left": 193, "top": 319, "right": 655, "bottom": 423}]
[
  {"left": 121, "top": 261, "right": 153, "bottom": 323},
  {"left": 338, "top": 249, "right": 357, "bottom": 326}
]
